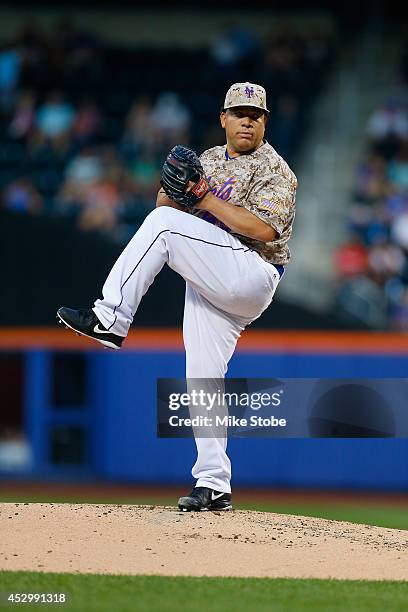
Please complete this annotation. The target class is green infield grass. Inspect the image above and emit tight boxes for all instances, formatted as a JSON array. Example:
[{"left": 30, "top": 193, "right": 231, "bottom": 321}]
[{"left": 0, "top": 572, "right": 407, "bottom": 612}]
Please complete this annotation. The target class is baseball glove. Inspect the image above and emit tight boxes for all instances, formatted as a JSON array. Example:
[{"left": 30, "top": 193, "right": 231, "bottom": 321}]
[{"left": 160, "top": 145, "right": 211, "bottom": 208}]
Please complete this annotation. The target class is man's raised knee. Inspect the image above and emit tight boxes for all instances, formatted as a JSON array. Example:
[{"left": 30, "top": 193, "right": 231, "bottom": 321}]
[{"left": 147, "top": 206, "right": 186, "bottom": 228}]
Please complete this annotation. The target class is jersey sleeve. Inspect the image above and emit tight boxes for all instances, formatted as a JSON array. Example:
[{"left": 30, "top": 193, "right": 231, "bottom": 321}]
[{"left": 245, "top": 168, "right": 297, "bottom": 238}]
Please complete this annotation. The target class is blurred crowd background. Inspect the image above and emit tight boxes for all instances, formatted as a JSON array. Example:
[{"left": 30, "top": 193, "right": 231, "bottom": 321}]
[
  {"left": 0, "top": 18, "right": 333, "bottom": 244},
  {"left": 0, "top": 5, "right": 407, "bottom": 332},
  {"left": 333, "top": 49, "right": 408, "bottom": 331}
]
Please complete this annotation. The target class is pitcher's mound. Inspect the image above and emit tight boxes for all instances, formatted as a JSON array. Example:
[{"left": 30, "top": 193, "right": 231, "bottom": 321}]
[{"left": 1, "top": 503, "right": 407, "bottom": 580}]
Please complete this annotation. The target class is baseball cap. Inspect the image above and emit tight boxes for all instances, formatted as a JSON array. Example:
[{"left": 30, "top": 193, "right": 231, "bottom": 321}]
[{"left": 223, "top": 82, "right": 269, "bottom": 114}]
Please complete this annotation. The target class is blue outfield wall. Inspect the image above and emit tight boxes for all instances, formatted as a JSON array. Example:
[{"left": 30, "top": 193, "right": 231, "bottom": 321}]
[{"left": 24, "top": 349, "right": 408, "bottom": 490}]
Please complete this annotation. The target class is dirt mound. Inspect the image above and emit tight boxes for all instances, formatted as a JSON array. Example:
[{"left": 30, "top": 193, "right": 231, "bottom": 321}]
[{"left": 1, "top": 503, "right": 407, "bottom": 580}]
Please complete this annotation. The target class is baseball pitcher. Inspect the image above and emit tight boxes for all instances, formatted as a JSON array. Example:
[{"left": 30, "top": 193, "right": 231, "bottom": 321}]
[{"left": 57, "top": 82, "right": 297, "bottom": 511}]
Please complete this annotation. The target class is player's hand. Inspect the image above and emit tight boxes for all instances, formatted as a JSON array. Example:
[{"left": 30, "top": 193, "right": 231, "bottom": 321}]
[
  {"left": 156, "top": 188, "right": 185, "bottom": 211},
  {"left": 160, "top": 145, "right": 210, "bottom": 209}
]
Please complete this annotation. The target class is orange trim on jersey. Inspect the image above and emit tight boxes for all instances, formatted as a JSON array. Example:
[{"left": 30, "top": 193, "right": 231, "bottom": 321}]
[{"left": 0, "top": 328, "right": 408, "bottom": 354}]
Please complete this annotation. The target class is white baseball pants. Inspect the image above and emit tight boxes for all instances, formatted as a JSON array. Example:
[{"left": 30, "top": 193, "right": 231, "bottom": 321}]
[{"left": 93, "top": 206, "right": 281, "bottom": 493}]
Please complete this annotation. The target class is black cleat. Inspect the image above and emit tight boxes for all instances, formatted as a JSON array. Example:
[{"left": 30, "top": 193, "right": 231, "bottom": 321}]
[
  {"left": 178, "top": 487, "right": 232, "bottom": 512},
  {"left": 56, "top": 307, "right": 124, "bottom": 350}
]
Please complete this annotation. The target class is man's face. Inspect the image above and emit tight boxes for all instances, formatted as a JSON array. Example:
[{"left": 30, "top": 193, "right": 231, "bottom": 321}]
[{"left": 220, "top": 106, "right": 267, "bottom": 154}]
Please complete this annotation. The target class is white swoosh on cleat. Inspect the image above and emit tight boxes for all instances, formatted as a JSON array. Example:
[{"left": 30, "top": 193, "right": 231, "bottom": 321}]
[
  {"left": 93, "top": 324, "right": 112, "bottom": 334},
  {"left": 211, "top": 492, "right": 224, "bottom": 501}
]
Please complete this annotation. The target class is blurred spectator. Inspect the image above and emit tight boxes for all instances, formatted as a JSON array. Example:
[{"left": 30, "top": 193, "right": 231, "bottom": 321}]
[
  {"left": 65, "top": 147, "right": 103, "bottom": 184},
  {"left": 335, "top": 80, "right": 408, "bottom": 329},
  {"left": 354, "top": 152, "right": 387, "bottom": 203},
  {"left": 2, "top": 178, "right": 43, "bottom": 214},
  {"left": 33, "top": 91, "right": 75, "bottom": 153},
  {"left": 348, "top": 203, "right": 375, "bottom": 242},
  {"left": 128, "top": 151, "right": 160, "bottom": 194},
  {"left": 366, "top": 100, "right": 408, "bottom": 159},
  {"left": 0, "top": 42, "right": 21, "bottom": 111},
  {"left": 210, "top": 25, "right": 259, "bottom": 68},
  {"left": 366, "top": 101, "right": 408, "bottom": 142},
  {"left": 56, "top": 147, "right": 103, "bottom": 215},
  {"left": 8, "top": 90, "right": 36, "bottom": 139},
  {"left": 78, "top": 180, "right": 121, "bottom": 235},
  {"left": 72, "top": 97, "right": 102, "bottom": 146},
  {"left": 36, "top": 90, "right": 75, "bottom": 136},
  {"left": 151, "top": 92, "right": 191, "bottom": 147},
  {"left": 55, "top": 145, "right": 143, "bottom": 242},
  {"left": 391, "top": 210, "right": 408, "bottom": 250},
  {"left": 386, "top": 143, "right": 408, "bottom": 191},
  {"left": 365, "top": 205, "right": 390, "bottom": 246},
  {"left": 367, "top": 242, "right": 405, "bottom": 281},
  {"left": 121, "top": 97, "right": 155, "bottom": 157},
  {"left": 333, "top": 238, "right": 369, "bottom": 277},
  {"left": 384, "top": 188, "right": 408, "bottom": 221}
]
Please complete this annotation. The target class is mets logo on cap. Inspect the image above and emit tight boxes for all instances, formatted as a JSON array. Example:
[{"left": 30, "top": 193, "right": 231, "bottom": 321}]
[{"left": 224, "top": 82, "right": 269, "bottom": 113}]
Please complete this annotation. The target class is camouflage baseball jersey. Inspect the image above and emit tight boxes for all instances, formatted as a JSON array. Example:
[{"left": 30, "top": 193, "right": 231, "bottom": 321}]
[{"left": 193, "top": 140, "right": 297, "bottom": 265}]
